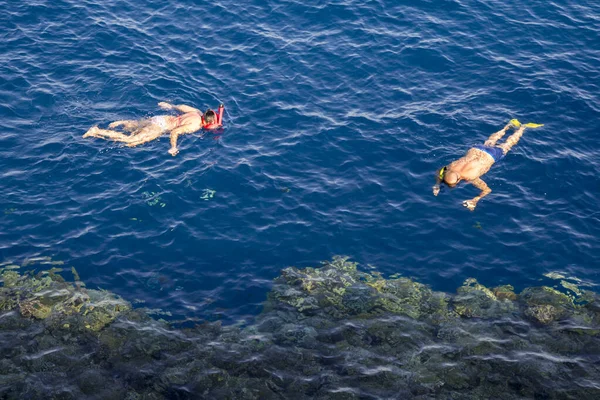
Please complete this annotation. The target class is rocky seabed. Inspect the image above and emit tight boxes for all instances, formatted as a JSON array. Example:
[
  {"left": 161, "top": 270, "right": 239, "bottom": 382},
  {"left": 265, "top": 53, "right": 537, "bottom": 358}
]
[{"left": 1, "top": 257, "right": 600, "bottom": 399}]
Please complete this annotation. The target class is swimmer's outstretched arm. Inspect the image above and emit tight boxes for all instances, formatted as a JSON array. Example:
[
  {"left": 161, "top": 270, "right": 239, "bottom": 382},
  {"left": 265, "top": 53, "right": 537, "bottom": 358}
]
[
  {"left": 168, "top": 123, "right": 202, "bottom": 156},
  {"left": 158, "top": 102, "right": 200, "bottom": 114},
  {"left": 463, "top": 178, "right": 491, "bottom": 211}
]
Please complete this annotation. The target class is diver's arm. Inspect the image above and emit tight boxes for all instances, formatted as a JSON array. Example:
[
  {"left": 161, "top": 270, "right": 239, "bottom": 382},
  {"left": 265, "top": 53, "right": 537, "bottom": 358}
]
[
  {"left": 168, "top": 123, "right": 201, "bottom": 156},
  {"left": 463, "top": 178, "right": 491, "bottom": 211},
  {"left": 158, "top": 102, "right": 200, "bottom": 114}
]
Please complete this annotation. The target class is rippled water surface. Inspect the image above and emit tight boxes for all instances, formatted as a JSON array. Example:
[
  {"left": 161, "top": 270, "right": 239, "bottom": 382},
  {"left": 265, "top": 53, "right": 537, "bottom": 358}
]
[{"left": 1, "top": 0, "right": 599, "bottom": 323}]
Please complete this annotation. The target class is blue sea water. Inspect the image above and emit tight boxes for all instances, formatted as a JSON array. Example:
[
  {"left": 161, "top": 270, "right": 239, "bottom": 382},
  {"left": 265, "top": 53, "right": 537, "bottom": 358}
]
[{"left": 1, "top": 0, "right": 599, "bottom": 323}]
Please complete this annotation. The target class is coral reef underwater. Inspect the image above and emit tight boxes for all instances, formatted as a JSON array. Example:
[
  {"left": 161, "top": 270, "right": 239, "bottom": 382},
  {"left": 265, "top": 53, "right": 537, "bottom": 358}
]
[{"left": 1, "top": 256, "right": 600, "bottom": 399}]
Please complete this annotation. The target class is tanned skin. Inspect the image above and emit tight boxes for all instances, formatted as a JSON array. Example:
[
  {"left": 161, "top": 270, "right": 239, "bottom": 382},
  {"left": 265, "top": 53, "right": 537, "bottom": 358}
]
[
  {"left": 433, "top": 122, "right": 530, "bottom": 211},
  {"left": 83, "top": 102, "right": 221, "bottom": 156}
]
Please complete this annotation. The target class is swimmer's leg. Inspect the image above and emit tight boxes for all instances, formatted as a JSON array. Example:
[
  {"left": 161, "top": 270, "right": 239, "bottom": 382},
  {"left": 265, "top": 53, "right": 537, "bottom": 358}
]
[
  {"left": 125, "top": 125, "right": 165, "bottom": 147},
  {"left": 108, "top": 120, "right": 141, "bottom": 131},
  {"left": 484, "top": 123, "right": 512, "bottom": 147},
  {"left": 83, "top": 127, "right": 136, "bottom": 143},
  {"left": 497, "top": 126, "right": 526, "bottom": 154},
  {"left": 83, "top": 126, "right": 99, "bottom": 138}
]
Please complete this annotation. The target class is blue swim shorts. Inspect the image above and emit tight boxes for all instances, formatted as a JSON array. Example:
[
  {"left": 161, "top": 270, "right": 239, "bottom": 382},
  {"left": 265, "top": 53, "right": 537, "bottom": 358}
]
[{"left": 474, "top": 145, "right": 504, "bottom": 162}]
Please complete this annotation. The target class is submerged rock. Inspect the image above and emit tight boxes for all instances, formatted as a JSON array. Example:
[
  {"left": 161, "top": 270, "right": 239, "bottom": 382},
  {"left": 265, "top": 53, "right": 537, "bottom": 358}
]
[
  {"left": 270, "top": 256, "right": 453, "bottom": 323},
  {"left": 1, "top": 268, "right": 130, "bottom": 331},
  {"left": 1, "top": 270, "right": 19, "bottom": 287},
  {"left": 519, "top": 286, "right": 576, "bottom": 324},
  {"left": 19, "top": 299, "right": 52, "bottom": 319},
  {"left": 452, "top": 278, "right": 518, "bottom": 318},
  {"left": 493, "top": 284, "right": 518, "bottom": 301}
]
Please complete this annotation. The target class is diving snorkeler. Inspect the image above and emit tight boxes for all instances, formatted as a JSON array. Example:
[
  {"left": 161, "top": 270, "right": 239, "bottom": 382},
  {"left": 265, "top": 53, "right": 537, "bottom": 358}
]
[
  {"left": 83, "top": 102, "right": 224, "bottom": 156},
  {"left": 433, "top": 119, "right": 543, "bottom": 211}
]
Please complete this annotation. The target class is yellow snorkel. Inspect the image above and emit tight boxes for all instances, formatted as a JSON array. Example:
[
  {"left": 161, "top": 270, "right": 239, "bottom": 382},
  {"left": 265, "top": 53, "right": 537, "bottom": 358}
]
[
  {"left": 438, "top": 166, "right": 447, "bottom": 181},
  {"left": 433, "top": 166, "right": 447, "bottom": 196}
]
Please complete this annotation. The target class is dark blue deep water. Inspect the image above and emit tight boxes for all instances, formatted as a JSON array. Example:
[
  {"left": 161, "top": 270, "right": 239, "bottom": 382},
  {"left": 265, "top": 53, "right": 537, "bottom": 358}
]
[{"left": 1, "top": 0, "right": 599, "bottom": 323}]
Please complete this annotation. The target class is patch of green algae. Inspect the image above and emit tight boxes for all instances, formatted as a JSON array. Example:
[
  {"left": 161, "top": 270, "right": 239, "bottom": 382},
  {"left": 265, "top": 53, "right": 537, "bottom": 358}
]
[
  {"left": 519, "top": 286, "right": 579, "bottom": 324},
  {"left": 492, "top": 284, "right": 517, "bottom": 301},
  {"left": 452, "top": 278, "right": 518, "bottom": 319},
  {"left": 272, "top": 256, "right": 451, "bottom": 322},
  {"left": 459, "top": 278, "right": 496, "bottom": 300},
  {"left": 1, "top": 271, "right": 19, "bottom": 287},
  {"left": 20, "top": 299, "right": 52, "bottom": 319},
  {"left": 271, "top": 257, "right": 600, "bottom": 329},
  {"left": 560, "top": 280, "right": 582, "bottom": 296},
  {"left": 1, "top": 268, "right": 130, "bottom": 331}
]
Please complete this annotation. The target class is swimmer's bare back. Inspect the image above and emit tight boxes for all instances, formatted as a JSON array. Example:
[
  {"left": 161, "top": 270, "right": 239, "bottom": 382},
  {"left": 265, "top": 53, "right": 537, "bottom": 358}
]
[{"left": 82, "top": 102, "right": 221, "bottom": 156}]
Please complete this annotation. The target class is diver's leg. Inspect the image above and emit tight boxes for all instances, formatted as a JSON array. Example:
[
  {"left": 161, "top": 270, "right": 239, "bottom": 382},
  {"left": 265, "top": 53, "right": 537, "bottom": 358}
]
[
  {"left": 83, "top": 126, "right": 99, "bottom": 138},
  {"left": 123, "top": 121, "right": 144, "bottom": 132},
  {"left": 109, "top": 119, "right": 141, "bottom": 131},
  {"left": 484, "top": 123, "right": 512, "bottom": 146},
  {"left": 83, "top": 127, "right": 136, "bottom": 143},
  {"left": 125, "top": 125, "right": 165, "bottom": 147},
  {"left": 498, "top": 126, "right": 526, "bottom": 154}
]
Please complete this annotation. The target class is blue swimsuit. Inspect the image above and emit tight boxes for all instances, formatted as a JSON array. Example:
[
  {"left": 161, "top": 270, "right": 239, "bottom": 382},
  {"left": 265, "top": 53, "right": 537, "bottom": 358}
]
[{"left": 474, "top": 144, "right": 504, "bottom": 162}]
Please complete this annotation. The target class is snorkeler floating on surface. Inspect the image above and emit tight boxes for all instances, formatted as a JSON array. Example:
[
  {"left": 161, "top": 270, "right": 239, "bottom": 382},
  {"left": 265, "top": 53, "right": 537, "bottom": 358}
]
[
  {"left": 433, "top": 119, "right": 543, "bottom": 211},
  {"left": 83, "top": 102, "right": 224, "bottom": 156}
]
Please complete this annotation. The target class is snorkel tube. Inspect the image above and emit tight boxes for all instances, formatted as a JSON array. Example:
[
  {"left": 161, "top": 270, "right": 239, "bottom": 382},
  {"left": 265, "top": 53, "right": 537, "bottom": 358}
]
[{"left": 433, "top": 166, "right": 447, "bottom": 196}]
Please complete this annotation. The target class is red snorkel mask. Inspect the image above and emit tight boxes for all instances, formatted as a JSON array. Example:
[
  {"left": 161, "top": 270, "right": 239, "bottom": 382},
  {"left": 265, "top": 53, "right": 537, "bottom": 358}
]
[
  {"left": 202, "top": 110, "right": 218, "bottom": 129},
  {"left": 202, "top": 104, "right": 224, "bottom": 130}
]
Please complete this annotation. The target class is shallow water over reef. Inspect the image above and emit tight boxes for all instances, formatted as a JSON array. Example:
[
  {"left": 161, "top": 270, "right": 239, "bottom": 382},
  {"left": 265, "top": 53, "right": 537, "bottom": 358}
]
[{"left": 2, "top": 258, "right": 600, "bottom": 399}]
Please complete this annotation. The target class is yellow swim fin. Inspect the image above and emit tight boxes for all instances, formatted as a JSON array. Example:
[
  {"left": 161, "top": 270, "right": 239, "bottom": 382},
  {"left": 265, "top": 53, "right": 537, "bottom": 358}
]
[
  {"left": 524, "top": 122, "right": 544, "bottom": 128},
  {"left": 509, "top": 119, "right": 521, "bottom": 128}
]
